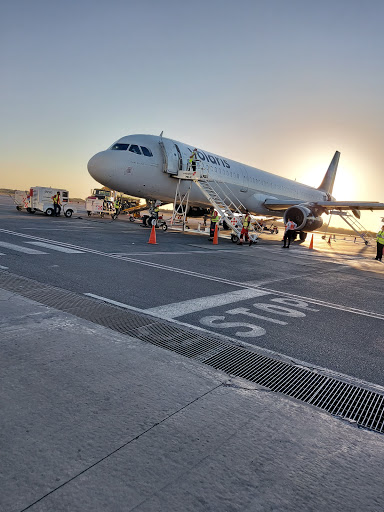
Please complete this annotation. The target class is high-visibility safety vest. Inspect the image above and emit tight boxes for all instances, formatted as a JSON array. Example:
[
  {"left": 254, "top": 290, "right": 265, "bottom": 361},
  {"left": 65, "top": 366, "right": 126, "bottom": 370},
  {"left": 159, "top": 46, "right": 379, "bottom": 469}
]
[
  {"left": 243, "top": 215, "right": 251, "bottom": 228},
  {"left": 285, "top": 221, "right": 296, "bottom": 231},
  {"left": 154, "top": 207, "right": 159, "bottom": 213},
  {"left": 114, "top": 201, "right": 119, "bottom": 208},
  {"left": 377, "top": 230, "right": 384, "bottom": 245},
  {"left": 211, "top": 214, "right": 220, "bottom": 223},
  {"left": 52, "top": 194, "right": 60, "bottom": 204},
  {"left": 189, "top": 151, "right": 197, "bottom": 164}
]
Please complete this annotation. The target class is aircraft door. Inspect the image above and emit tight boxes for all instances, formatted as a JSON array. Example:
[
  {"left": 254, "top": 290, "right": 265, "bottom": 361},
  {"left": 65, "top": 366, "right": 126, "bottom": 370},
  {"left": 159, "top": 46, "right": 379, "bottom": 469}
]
[
  {"left": 159, "top": 138, "right": 180, "bottom": 175},
  {"left": 240, "top": 166, "right": 248, "bottom": 192}
]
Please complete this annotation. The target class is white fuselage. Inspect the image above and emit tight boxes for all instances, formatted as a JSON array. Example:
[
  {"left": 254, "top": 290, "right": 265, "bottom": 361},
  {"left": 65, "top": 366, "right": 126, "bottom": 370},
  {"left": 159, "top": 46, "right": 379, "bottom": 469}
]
[{"left": 88, "top": 134, "right": 328, "bottom": 215}]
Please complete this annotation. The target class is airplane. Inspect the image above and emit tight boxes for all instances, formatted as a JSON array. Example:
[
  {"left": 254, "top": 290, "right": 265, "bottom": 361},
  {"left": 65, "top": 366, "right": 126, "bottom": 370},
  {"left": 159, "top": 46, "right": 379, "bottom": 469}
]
[{"left": 87, "top": 133, "right": 384, "bottom": 240}]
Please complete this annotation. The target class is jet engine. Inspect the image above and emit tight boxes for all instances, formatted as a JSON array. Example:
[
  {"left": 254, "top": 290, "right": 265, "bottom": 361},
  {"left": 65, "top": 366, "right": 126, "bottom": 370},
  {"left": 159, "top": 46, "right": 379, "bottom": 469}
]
[{"left": 283, "top": 205, "right": 323, "bottom": 232}]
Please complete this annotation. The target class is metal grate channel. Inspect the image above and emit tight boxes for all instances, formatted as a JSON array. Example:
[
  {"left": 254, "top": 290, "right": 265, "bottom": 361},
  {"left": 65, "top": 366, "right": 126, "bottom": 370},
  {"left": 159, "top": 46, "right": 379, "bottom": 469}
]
[{"left": 0, "top": 270, "right": 383, "bottom": 434}]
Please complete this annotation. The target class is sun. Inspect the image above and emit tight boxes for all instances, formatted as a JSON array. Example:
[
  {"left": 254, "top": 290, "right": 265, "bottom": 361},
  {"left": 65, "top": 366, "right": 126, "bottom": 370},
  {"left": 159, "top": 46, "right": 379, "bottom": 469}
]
[{"left": 331, "top": 162, "right": 359, "bottom": 200}]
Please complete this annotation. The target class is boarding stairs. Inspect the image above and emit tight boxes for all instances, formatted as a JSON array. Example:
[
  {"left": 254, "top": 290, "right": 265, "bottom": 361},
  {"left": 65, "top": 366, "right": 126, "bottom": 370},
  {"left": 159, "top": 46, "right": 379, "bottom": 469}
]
[
  {"left": 193, "top": 176, "right": 260, "bottom": 243},
  {"left": 329, "top": 210, "right": 374, "bottom": 245}
]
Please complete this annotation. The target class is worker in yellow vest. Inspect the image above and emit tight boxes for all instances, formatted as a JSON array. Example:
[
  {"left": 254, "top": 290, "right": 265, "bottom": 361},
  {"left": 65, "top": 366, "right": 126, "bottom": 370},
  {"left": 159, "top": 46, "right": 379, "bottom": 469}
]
[
  {"left": 52, "top": 191, "right": 61, "bottom": 217},
  {"left": 209, "top": 210, "right": 220, "bottom": 240},
  {"left": 238, "top": 210, "right": 252, "bottom": 245},
  {"left": 374, "top": 224, "right": 384, "bottom": 261},
  {"left": 150, "top": 201, "right": 161, "bottom": 227},
  {"left": 188, "top": 148, "right": 199, "bottom": 175}
]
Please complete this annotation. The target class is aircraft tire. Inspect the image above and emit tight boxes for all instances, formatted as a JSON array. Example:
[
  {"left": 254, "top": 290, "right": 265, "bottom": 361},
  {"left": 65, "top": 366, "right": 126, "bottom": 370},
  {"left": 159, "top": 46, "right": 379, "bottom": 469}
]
[{"left": 299, "top": 232, "right": 307, "bottom": 241}]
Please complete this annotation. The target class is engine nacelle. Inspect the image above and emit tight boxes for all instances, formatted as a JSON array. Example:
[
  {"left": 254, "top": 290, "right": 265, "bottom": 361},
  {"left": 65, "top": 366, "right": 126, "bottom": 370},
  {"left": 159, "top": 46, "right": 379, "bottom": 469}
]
[{"left": 283, "top": 205, "right": 323, "bottom": 232}]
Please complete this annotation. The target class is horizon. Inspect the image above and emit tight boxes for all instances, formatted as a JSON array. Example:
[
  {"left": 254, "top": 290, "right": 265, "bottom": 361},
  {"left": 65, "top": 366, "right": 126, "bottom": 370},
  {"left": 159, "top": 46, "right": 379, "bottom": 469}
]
[{"left": 1, "top": 0, "right": 383, "bottom": 231}]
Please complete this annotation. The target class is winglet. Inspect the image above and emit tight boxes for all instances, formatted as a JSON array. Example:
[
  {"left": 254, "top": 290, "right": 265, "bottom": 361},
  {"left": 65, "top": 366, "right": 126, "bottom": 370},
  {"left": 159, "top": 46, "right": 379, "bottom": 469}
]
[{"left": 317, "top": 151, "right": 340, "bottom": 195}]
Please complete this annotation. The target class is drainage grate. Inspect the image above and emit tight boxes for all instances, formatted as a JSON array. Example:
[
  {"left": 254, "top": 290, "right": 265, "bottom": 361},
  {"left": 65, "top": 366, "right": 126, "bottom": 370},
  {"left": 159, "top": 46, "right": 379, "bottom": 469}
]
[{"left": 0, "top": 270, "right": 383, "bottom": 434}]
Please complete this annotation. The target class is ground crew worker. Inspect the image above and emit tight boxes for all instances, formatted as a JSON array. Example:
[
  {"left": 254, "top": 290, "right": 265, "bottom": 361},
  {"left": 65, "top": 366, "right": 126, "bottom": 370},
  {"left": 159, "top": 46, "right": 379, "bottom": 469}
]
[
  {"left": 188, "top": 148, "right": 199, "bottom": 175},
  {"left": 114, "top": 198, "right": 120, "bottom": 214},
  {"left": 238, "top": 210, "right": 252, "bottom": 245},
  {"left": 374, "top": 224, "right": 384, "bottom": 261},
  {"left": 52, "top": 191, "right": 61, "bottom": 217},
  {"left": 282, "top": 218, "right": 297, "bottom": 248},
  {"left": 151, "top": 202, "right": 161, "bottom": 226},
  {"left": 209, "top": 210, "right": 220, "bottom": 240}
]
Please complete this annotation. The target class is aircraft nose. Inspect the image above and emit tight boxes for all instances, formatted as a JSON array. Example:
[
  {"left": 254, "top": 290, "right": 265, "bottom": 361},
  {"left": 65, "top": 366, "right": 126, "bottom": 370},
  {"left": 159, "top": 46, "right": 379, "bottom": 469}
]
[{"left": 87, "top": 151, "right": 114, "bottom": 183}]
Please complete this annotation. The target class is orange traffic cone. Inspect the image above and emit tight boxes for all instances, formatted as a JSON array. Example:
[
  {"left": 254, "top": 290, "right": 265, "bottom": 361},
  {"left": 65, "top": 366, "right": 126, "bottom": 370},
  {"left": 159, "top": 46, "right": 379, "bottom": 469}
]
[
  {"left": 213, "top": 223, "right": 219, "bottom": 245},
  {"left": 148, "top": 224, "right": 157, "bottom": 244},
  {"left": 327, "top": 235, "right": 331, "bottom": 244},
  {"left": 309, "top": 234, "right": 314, "bottom": 249}
]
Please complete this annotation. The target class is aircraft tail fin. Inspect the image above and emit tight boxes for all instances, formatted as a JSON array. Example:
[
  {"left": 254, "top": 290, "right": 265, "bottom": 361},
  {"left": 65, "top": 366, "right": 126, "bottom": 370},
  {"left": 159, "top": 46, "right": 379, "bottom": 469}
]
[{"left": 317, "top": 151, "right": 340, "bottom": 195}]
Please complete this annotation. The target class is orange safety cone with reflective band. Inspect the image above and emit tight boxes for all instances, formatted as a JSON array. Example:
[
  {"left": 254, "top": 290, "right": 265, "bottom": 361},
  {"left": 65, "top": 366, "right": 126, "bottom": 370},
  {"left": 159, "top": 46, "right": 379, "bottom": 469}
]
[
  {"left": 327, "top": 236, "right": 331, "bottom": 244},
  {"left": 213, "top": 224, "right": 219, "bottom": 245},
  {"left": 309, "top": 234, "right": 314, "bottom": 249},
  {"left": 148, "top": 224, "right": 157, "bottom": 244}
]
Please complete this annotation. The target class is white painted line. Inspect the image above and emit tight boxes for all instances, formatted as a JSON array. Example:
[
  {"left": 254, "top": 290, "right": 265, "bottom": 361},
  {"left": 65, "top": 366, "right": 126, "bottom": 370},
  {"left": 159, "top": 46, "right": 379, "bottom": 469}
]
[
  {"left": 0, "top": 265, "right": 8, "bottom": 269},
  {"left": 144, "top": 289, "right": 271, "bottom": 319},
  {"left": 0, "top": 252, "right": 5, "bottom": 256},
  {"left": 0, "top": 241, "right": 48, "bottom": 254},
  {"left": 23, "top": 227, "right": 96, "bottom": 230},
  {"left": 84, "top": 293, "right": 252, "bottom": 343},
  {"left": 25, "top": 241, "right": 84, "bottom": 253},
  {"left": 109, "top": 250, "right": 236, "bottom": 256},
  {"left": 2, "top": 228, "right": 383, "bottom": 321}
]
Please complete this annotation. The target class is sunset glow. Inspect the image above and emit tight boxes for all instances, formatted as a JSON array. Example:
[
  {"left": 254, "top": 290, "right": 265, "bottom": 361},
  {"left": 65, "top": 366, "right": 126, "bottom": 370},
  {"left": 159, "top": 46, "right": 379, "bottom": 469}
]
[{"left": 1, "top": 0, "right": 383, "bottom": 232}]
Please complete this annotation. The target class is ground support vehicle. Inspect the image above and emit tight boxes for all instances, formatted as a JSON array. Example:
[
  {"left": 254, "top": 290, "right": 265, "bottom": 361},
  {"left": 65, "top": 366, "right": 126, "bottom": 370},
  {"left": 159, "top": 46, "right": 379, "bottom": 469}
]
[
  {"left": 85, "top": 198, "right": 116, "bottom": 218},
  {"left": 111, "top": 204, "right": 147, "bottom": 221},
  {"left": 13, "top": 190, "right": 30, "bottom": 211},
  {"left": 140, "top": 214, "right": 168, "bottom": 231},
  {"left": 13, "top": 187, "right": 77, "bottom": 217}
]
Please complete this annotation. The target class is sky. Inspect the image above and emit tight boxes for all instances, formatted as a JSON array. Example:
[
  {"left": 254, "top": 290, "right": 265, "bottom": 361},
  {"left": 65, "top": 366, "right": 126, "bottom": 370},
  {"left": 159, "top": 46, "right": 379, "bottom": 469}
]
[{"left": 1, "top": 0, "right": 384, "bottom": 231}]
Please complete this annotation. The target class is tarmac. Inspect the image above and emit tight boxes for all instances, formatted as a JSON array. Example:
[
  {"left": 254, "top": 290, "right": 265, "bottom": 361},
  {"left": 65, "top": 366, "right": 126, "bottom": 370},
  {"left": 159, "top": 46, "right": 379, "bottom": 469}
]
[{"left": 2, "top": 286, "right": 384, "bottom": 512}]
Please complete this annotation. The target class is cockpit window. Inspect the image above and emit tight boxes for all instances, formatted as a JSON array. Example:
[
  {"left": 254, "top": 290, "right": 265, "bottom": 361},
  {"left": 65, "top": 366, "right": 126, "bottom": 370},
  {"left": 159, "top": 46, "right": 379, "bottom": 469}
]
[
  {"left": 141, "top": 146, "right": 153, "bottom": 157},
  {"left": 110, "top": 143, "right": 129, "bottom": 150},
  {"left": 129, "top": 144, "right": 142, "bottom": 155}
]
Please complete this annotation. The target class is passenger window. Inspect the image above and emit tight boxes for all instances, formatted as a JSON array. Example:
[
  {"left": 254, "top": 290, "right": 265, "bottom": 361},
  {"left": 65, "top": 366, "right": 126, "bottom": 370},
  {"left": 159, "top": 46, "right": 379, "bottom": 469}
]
[
  {"left": 141, "top": 146, "right": 153, "bottom": 157},
  {"left": 129, "top": 144, "right": 142, "bottom": 155},
  {"left": 111, "top": 143, "right": 129, "bottom": 150}
]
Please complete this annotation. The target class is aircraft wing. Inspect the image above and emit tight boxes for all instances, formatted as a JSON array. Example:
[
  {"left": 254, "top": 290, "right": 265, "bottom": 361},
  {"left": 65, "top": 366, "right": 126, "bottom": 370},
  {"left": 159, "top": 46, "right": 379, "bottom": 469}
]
[{"left": 264, "top": 200, "right": 384, "bottom": 212}]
